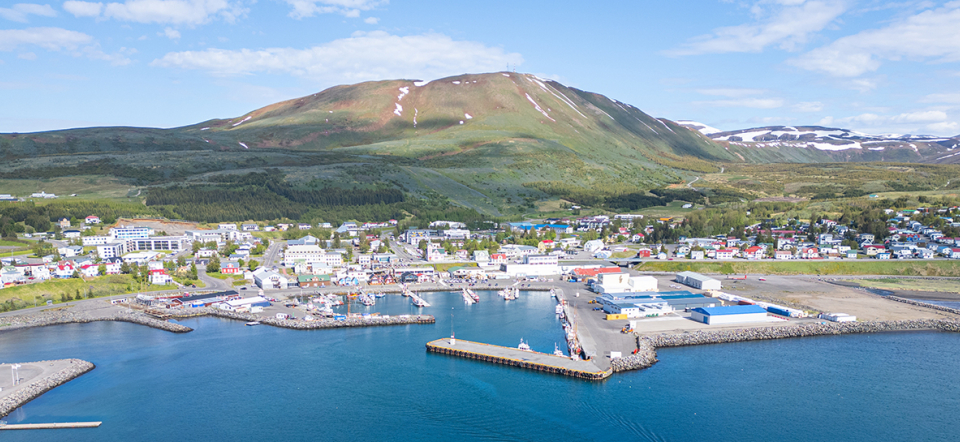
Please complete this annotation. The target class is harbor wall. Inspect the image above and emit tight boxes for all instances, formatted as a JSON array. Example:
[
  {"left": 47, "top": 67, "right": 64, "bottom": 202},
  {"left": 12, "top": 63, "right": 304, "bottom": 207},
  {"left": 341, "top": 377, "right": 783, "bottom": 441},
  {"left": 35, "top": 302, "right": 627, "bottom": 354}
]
[
  {"left": 161, "top": 307, "right": 436, "bottom": 330},
  {"left": 0, "top": 308, "right": 193, "bottom": 334},
  {"left": 0, "top": 359, "right": 95, "bottom": 418},
  {"left": 426, "top": 340, "right": 611, "bottom": 381}
]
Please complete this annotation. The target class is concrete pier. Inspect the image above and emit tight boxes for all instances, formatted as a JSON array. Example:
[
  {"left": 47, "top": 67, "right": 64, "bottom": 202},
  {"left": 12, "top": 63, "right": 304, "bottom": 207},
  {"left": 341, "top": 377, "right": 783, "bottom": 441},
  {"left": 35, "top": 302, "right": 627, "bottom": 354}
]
[
  {"left": 0, "top": 421, "right": 101, "bottom": 430},
  {"left": 426, "top": 338, "right": 611, "bottom": 381}
]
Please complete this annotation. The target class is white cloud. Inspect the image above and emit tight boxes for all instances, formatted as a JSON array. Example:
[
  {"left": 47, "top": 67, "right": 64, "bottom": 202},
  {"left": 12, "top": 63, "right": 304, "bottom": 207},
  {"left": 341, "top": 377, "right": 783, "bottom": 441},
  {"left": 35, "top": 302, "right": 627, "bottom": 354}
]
[
  {"left": 151, "top": 31, "right": 524, "bottom": 83},
  {"left": 0, "top": 3, "right": 57, "bottom": 22},
  {"left": 927, "top": 121, "right": 958, "bottom": 133},
  {"left": 65, "top": 0, "right": 246, "bottom": 25},
  {"left": 0, "top": 27, "right": 132, "bottom": 64},
  {"left": 838, "top": 110, "right": 947, "bottom": 125},
  {"left": 848, "top": 77, "right": 879, "bottom": 92},
  {"left": 161, "top": 27, "right": 180, "bottom": 39},
  {"left": 791, "top": 2, "right": 960, "bottom": 76},
  {"left": 283, "top": 0, "right": 385, "bottom": 19},
  {"left": 792, "top": 101, "right": 823, "bottom": 112},
  {"left": 18, "top": 51, "right": 37, "bottom": 60},
  {"left": 63, "top": 1, "right": 104, "bottom": 17},
  {"left": 695, "top": 98, "right": 785, "bottom": 108},
  {"left": 920, "top": 93, "right": 960, "bottom": 104},
  {"left": 669, "top": 0, "right": 848, "bottom": 55},
  {"left": 363, "top": 16, "right": 378, "bottom": 24},
  {"left": 818, "top": 116, "right": 834, "bottom": 125},
  {"left": 0, "top": 27, "right": 92, "bottom": 51},
  {"left": 696, "top": 88, "right": 767, "bottom": 97}
]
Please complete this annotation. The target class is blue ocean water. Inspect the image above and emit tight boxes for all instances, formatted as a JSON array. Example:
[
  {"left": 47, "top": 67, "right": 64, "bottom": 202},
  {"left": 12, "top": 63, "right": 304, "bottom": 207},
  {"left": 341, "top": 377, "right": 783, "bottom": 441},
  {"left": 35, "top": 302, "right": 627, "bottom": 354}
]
[{"left": 2, "top": 291, "right": 959, "bottom": 441}]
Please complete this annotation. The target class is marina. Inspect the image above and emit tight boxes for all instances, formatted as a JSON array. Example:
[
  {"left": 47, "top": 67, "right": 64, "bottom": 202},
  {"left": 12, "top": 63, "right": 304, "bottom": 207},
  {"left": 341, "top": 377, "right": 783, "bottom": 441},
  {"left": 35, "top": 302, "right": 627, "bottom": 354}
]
[{"left": 426, "top": 338, "right": 611, "bottom": 380}]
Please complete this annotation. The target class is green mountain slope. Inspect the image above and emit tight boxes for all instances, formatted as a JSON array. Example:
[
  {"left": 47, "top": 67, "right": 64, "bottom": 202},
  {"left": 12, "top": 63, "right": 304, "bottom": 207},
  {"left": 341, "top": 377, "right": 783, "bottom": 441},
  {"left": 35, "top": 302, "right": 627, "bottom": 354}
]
[{"left": 1, "top": 72, "right": 737, "bottom": 214}]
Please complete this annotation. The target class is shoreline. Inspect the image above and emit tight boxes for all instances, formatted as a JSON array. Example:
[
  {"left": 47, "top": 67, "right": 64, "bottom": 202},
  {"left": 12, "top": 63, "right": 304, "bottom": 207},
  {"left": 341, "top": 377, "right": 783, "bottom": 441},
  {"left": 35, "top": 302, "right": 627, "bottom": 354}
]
[
  {"left": 0, "top": 359, "right": 95, "bottom": 419},
  {"left": 163, "top": 306, "right": 437, "bottom": 330},
  {"left": 608, "top": 317, "right": 960, "bottom": 373}
]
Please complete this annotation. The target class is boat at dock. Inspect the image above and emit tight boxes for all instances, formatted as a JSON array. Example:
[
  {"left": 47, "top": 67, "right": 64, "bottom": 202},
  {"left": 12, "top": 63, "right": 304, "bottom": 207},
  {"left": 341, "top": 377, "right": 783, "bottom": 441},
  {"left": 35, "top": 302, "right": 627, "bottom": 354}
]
[
  {"left": 245, "top": 321, "right": 260, "bottom": 326},
  {"left": 411, "top": 292, "right": 431, "bottom": 307},
  {"left": 461, "top": 288, "right": 476, "bottom": 304},
  {"left": 518, "top": 338, "right": 531, "bottom": 352},
  {"left": 465, "top": 288, "right": 480, "bottom": 303},
  {"left": 554, "top": 343, "right": 564, "bottom": 357}
]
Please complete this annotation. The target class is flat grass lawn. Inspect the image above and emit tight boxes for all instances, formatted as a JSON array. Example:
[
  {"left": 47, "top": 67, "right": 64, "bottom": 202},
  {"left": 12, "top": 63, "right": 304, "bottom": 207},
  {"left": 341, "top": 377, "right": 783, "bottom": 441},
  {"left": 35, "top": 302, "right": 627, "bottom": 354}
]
[
  {"left": 0, "top": 240, "right": 30, "bottom": 247},
  {"left": 858, "top": 278, "right": 960, "bottom": 293},
  {"left": 432, "top": 262, "right": 478, "bottom": 272},
  {"left": 0, "top": 274, "right": 137, "bottom": 309},
  {"left": 636, "top": 260, "right": 960, "bottom": 277}
]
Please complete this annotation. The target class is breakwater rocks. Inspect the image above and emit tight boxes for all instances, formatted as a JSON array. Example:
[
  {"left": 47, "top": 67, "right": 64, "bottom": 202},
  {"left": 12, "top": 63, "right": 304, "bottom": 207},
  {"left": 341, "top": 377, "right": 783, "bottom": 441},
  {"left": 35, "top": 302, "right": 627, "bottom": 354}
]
[
  {"left": 610, "top": 341, "right": 658, "bottom": 373},
  {"left": 159, "top": 307, "right": 436, "bottom": 330},
  {"left": 0, "top": 307, "right": 193, "bottom": 334},
  {"left": 0, "top": 359, "right": 95, "bottom": 418},
  {"left": 887, "top": 296, "right": 960, "bottom": 316},
  {"left": 644, "top": 319, "right": 960, "bottom": 349}
]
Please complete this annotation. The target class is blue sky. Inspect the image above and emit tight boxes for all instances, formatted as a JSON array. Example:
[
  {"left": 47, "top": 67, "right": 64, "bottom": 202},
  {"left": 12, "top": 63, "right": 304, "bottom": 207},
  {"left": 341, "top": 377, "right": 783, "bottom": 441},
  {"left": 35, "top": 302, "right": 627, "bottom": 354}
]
[{"left": 2, "top": 0, "right": 959, "bottom": 136}]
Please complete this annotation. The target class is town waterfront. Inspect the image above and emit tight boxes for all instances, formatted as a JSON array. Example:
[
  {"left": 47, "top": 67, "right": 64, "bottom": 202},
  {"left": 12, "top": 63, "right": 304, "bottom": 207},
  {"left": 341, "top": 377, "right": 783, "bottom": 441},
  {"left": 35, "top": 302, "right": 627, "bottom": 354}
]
[{"left": 2, "top": 291, "right": 960, "bottom": 441}]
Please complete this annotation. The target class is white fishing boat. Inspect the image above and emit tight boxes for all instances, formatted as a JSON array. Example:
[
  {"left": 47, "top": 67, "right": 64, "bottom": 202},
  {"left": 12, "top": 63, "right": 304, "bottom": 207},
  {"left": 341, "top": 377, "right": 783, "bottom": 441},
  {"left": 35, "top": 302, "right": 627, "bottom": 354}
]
[
  {"left": 465, "top": 288, "right": 480, "bottom": 303},
  {"left": 461, "top": 288, "right": 476, "bottom": 304},
  {"left": 518, "top": 338, "right": 531, "bottom": 352},
  {"left": 555, "top": 303, "right": 564, "bottom": 315},
  {"left": 553, "top": 343, "right": 564, "bottom": 357},
  {"left": 245, "top": 321, "right": 260, "bottom": 326}
]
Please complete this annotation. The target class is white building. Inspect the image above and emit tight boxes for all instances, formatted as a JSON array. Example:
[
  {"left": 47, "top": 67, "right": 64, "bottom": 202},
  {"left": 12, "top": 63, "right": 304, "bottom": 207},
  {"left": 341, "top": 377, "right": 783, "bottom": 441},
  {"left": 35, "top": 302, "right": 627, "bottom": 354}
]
[
  {"left": 690, "top": 305, "right": 769, "bottom": 325},
  {"left": 676, "top": 271, "right": 722, "bottom": 291},
  {"left": 82, "top": 235, "right": 112, "bottom": 246},
  {"left": 283, "top": 244, "right": 325, "bottom": 265},
  {"left": 584, "top": 240, "right": 605, "bottom": 254},
  {"left": 523, "top": 254, "right": 559, "bottom": 266},
  {"left": 595, "top": 273, "right": 658, "bottom": 293},
  {"left": 252, "top": 268, "right": 290, "bottom": 289},
  {"left": 109, "top": 226, "right": 154, "bottom": 240},
  {"left": 97, "top": 242, "right": 127, "bottom": 260}
]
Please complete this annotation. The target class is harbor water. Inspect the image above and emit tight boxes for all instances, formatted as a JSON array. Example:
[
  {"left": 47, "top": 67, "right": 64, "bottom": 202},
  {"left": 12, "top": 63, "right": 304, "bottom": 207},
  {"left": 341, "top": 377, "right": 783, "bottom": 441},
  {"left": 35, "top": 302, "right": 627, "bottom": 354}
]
[{"left": 2, "top": 290, "right": 959, "bottom": 441}]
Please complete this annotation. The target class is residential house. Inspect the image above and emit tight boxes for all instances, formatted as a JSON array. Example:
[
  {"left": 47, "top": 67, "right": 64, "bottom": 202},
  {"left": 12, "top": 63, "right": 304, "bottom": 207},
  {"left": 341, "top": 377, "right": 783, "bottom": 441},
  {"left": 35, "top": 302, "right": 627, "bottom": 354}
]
[
  {"left": 220, "top": 260, "right": 241, "bottom": 274},
  {"left": 743, "top": 246, "right": 765, "bottom": 260},
  {"left": 149, "top": 269, "right": 173, "bottom": 285},
  {"left": 715, "top": 249, "right": 736, "bottom": 260},
  {"left": 775, "top": 250, "right": 793, "bottom": 260}
]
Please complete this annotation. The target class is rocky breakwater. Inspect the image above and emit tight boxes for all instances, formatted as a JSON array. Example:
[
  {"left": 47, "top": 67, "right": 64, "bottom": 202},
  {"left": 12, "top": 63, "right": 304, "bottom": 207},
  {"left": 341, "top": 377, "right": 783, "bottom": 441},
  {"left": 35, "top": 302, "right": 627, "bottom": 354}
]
[
  {"left": 0, "top": 305, "right": 192, "bottom": 334},
  {"left": 610, "top": 340, "right": 658, "bottom": 373},
  {"left": 0, "top": 359, "right": 95, "bottom": 418},
  {"left": 646, "top": 319, "right": 960, "bottom": 349},
  {"left": 162, "top": 307, "right": 436, "bottom": 330},
  {"left": 887, "top": 296, "right": 960, "bottom": 316}
]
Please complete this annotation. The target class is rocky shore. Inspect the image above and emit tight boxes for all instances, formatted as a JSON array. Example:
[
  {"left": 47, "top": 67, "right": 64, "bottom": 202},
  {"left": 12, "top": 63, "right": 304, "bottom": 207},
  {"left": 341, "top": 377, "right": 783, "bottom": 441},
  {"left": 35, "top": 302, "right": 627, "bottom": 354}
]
[
  {"left": 162, "top": 307, "right": 436, "bottom": 330},
  {"left": 0, "top": 306, "right": 193, "bottom": 334},
  {"left": 606, "top": 319, "right": 960, "bottom": 374},
  {"left": 887, "top": 296, "right": 960, "bottom": 316},
  {"left": 0, "top": 359, "right": 95, "bottom": 418},
  {"left": 645, "top": 319, "right": 960, "bottom": 349}
]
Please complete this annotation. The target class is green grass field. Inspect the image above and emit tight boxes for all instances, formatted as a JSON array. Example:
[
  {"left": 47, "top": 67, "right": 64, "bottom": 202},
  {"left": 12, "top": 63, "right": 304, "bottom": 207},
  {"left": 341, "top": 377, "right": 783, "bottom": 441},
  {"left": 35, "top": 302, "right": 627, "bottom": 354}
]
[
  {"left": 636, "top": 260, "right": 960, "bottom": 276},
  {"left": 857, "top": 278, "right": 960, "bottom": 293},
  {"left": 0, "top": 274, "right": 137, "bottom": 309},
  {"left": 0, "top": 176, "right": 136, "bottom": 200}
]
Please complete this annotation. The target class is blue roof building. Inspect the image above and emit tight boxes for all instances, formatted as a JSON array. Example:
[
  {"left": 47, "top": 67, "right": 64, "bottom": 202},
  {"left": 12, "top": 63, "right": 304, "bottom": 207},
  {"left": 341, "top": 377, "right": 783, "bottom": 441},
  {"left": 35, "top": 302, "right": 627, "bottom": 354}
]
[{"left": 690, "top": 305, "right": 769, "bottom": 325}]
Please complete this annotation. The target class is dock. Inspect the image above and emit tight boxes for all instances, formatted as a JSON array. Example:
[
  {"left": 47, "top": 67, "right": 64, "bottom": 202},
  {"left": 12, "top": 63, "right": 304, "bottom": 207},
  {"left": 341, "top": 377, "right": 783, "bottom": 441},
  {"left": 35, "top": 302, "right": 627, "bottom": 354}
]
[
  {"left": 426, "top": 338, "right": 611, "bottom": 381},
  {"left": 0, "top": 421, "right": 101, "bottom": 430}
]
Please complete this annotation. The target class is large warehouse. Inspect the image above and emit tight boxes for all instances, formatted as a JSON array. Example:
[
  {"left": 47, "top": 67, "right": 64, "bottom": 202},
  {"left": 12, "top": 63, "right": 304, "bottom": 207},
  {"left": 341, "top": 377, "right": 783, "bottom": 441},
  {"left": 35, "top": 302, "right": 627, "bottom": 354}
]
[
  {"left": 675, "top": 271, "right": 722, "bottom": 291},
  {"left": 690, "top": 305, "right": 769, "bottom": 325},
  {"left": 600, "top": 291, "right": 719, "bottom": 314}
]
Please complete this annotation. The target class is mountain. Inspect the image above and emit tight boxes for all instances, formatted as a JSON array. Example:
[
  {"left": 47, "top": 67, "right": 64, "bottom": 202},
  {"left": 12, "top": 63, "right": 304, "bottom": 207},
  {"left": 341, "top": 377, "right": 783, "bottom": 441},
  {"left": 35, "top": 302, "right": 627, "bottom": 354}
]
[
  {"left": 0, "top": 72, "right": 735, "bottom": 214},
  {"left": 677, "top": 123, "right": 960, "bottom": 164}
]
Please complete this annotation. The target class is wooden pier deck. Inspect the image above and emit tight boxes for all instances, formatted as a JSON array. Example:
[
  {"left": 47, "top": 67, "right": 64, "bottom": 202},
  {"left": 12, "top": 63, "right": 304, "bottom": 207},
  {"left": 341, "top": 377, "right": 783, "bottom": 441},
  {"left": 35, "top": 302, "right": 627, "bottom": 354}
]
[
  {"left": 0, "top": 421, "right": 101, "bottom": 430},
  {"left": 426, "top": 338, "right": 611, "bottom": 380}
]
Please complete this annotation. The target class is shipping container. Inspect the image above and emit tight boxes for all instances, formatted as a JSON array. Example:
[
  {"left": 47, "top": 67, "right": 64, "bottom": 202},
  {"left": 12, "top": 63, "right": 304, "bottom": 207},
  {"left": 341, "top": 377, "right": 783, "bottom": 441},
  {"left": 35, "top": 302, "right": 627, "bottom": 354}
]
[
  {"left": 766, "top": 306, "right": 790, "bottom": 317},
  {"left": 606, "top": 313, "right": 628, "bottom": 320}
]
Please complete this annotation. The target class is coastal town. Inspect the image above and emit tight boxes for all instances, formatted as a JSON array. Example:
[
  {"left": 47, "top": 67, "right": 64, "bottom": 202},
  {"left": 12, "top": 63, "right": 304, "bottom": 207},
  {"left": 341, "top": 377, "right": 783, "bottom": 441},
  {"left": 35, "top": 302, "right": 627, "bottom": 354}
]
[{"left": 3, "top": 200, "right": 960, "bottom": 394}]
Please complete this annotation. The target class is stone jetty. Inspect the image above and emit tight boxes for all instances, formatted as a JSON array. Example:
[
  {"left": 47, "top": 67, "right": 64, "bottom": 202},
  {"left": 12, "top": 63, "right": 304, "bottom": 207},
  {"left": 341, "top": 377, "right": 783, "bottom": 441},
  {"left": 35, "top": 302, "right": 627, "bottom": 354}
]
[
  {"left": 0, "top": 305, "right": 193, "bottom": 334},
  {"left": 887, "top": 296, "right": 960, "bottom": 316},
  {"left": 598, "top": 319, "right": 960, "bottom": 375},
  {"left": 161, "top": 307, "right": 436, "bottom": 330},
  {"left": 0, "top": 359, "right": 95, "bottom": 418}
]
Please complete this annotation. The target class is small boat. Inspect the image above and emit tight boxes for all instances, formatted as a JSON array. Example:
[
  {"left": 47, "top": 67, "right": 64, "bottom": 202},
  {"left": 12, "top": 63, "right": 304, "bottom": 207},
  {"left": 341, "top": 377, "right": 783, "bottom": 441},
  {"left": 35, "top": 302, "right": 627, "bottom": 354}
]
[
  {"left": 518, "top": 338, "right": 531, "bottom": 352},
  {"left": 245, "top": 321, "right": 260, "bottom": 326},
  {"left": 555, "top": 303, "right": 564, "bottom": 315},
  {"left": 461, "top": 288, "right": 476, "bottom": 305},
  {"left": 553, "top": 343, "right": 564, "bottom": 357}
]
